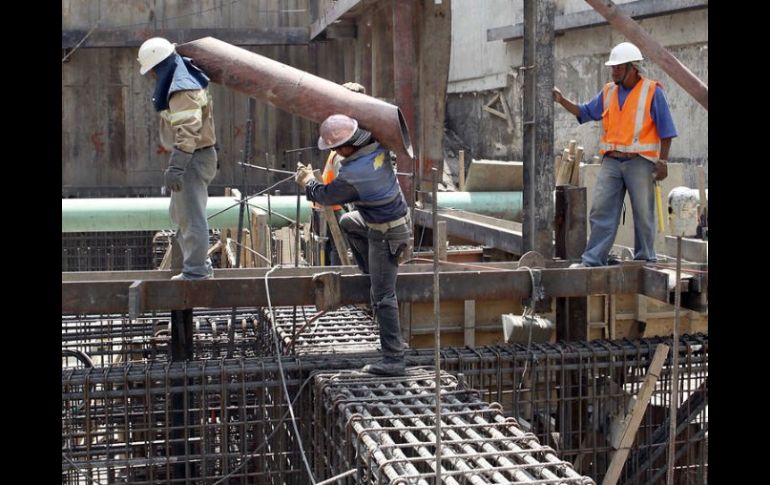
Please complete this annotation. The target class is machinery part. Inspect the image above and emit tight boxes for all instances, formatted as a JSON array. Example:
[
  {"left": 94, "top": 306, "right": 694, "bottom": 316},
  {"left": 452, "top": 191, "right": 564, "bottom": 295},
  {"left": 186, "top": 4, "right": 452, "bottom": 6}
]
[{"left": 501, "top": 314, "right": 554, "bottom": 344}]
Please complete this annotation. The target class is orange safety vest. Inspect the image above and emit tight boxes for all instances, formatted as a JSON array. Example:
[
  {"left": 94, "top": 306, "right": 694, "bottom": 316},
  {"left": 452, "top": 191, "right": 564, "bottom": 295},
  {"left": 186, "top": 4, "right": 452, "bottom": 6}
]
[
  {"left": 312, "top": 151, "right": 343, "bottom": 211},
  {"left": 599, "top": 77, "right": 661, "bottom": 161}
]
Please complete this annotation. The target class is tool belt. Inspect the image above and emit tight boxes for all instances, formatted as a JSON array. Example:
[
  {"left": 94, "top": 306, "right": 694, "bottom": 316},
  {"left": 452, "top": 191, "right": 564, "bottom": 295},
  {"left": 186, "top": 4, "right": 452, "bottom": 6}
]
[
  {"left": 366, "top": 215, "right": 409, "bottom": 232},
  {"left": 605, "top": 150, "right": 639, "bottom": 160}
]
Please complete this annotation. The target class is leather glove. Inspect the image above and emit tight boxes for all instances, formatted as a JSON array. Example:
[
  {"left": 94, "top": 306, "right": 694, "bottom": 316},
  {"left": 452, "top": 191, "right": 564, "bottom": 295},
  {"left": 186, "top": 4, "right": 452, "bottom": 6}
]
[
  {"left": 653, "top": 159, "right": 668, "bottom": 182},
  {"left": 164, "top": 148, "right": 193, "bottom": 192},
  {"left": 295, "top": 162, "right": 315, "bottom": 188}
]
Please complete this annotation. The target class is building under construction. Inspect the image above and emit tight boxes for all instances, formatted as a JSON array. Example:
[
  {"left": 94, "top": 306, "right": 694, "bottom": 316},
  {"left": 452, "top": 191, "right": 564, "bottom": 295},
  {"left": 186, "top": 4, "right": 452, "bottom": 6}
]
[{"left": 62, "top": 1, "right": 708, "bottom": 484}]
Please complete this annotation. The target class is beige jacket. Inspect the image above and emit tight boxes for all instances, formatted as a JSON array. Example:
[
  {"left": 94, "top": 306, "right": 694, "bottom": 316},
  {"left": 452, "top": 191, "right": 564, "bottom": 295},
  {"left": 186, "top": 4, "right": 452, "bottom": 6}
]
[{"left": 159, "top": 89, "right": 216, "bottom": 153}]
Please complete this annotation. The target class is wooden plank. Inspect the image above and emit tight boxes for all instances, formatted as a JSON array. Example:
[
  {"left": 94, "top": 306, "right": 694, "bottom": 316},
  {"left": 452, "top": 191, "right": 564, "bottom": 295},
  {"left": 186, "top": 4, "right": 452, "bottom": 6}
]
[
  {"left": 465, "top": 160, "right": 523, "bottom": 192},
  {"left": 603, "top": 343, "right": 669, "bottom": 485},
  {"left": 62, "top": 28, "right": 309, "bottom": 48},
  {"left": 487, "top": 0, "right": 709, "bottom": 42},
  {"left": 321, "top": 206, "right": 352, "bottom": 266},
  {"left": 463, "top": 300, "right": 476, "bottom": 347}
]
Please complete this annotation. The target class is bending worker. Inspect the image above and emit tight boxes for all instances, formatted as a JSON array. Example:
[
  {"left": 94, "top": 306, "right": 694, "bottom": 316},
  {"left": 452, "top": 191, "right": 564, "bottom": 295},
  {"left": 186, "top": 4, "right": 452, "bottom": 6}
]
[
  {"left": 553, "top": 41, "right": 677, "bottom": 267},
  {"left": 311, "top": 82, "right": 367, "bottom": 265},
  {"left": 137, "top": 37, "right": 218, "bottom": 280},
  {"left": 296, "top": 114, "right": 411, "bottom": 376}
]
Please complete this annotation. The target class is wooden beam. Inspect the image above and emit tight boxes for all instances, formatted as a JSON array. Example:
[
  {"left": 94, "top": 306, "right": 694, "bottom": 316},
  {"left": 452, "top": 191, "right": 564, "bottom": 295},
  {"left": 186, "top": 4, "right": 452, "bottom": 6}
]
[
  {"left": 522, "top": 0, "right": 555, "bottom": 257},
  {"left": 603, "top": 343, "right": 669, "bottom": 485},
  {"left": 64, "top": 264, "right": 664, "bottom": 316},
  {"left": 309, "top": 0, "right": 363, "bottom": 40},
  {"left": 62, "top": 28, "right": 309, "bottom": 48},
  {"left": 413, "top": 208, "right": 523, "bottom": 255},
  {"left": 488, "top": 0, "right": 708, "bottom": 42}
]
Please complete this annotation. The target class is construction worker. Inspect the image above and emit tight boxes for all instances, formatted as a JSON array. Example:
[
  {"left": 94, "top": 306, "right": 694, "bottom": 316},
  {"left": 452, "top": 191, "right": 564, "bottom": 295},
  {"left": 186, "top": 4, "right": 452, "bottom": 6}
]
[
  {"left": 296, "top": 114, "right": 411, "bottom": 376},
  {"left": 553, "top": 41, "right": 677, "bottom": 267},
  {"left": 311, "top": 82, "right": 367, "bottom": 265},
  {"left": 138, "top": 37, "right": 218, "bottom": 280}
]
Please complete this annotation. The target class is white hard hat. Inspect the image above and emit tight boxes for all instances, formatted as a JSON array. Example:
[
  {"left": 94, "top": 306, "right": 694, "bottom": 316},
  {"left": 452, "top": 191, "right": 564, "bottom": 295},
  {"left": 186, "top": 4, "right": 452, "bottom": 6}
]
[
  {"left": 137, "top": 37, "right": 176, "bottom": 75},
  {"left": 318, "top": 114, "right": 359, "bottom": 150},
  {"left": 605, "top": 42, "right": 643, "bottom": 66}
]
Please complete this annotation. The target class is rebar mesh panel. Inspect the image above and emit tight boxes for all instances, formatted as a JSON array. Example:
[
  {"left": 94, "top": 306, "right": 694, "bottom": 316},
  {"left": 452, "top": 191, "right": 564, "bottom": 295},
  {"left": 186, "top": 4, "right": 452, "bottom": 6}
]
[{"left": 266, "top": 305, "right": 380, "bottom": 356}]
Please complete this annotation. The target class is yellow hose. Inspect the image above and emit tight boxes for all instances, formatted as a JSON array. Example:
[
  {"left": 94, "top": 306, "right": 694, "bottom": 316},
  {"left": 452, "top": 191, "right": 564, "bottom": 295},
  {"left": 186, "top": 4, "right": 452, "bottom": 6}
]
[{"left": 655, "top": 182, "right": 665, "bottom": 233}]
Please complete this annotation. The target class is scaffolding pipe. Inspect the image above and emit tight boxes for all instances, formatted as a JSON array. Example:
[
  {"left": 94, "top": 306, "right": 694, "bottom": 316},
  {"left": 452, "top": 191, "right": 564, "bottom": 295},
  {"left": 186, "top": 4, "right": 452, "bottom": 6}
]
[
  {"left": 61, "top": 192, "right": 523, "bottom": 232},
  {"left": 583, "top": 0, "right": 708, "bottom": 110},
  {"left": 175, "top": 37, "right": 414, "bottom": 162}
]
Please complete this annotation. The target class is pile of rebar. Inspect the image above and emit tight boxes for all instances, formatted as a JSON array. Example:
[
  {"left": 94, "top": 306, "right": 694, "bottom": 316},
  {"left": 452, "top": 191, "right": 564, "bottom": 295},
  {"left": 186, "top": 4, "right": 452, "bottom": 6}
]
[{"left": 313, "top": 369, "right": 596, "bottom": 484}]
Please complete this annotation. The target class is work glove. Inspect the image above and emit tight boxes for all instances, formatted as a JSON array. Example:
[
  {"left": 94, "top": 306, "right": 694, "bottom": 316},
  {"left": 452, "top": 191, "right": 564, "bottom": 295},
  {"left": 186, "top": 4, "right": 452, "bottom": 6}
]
[
  {"left": 295, "top": 162, "right": 315, "bottom": 188},
  {"left": 653, "top": 159, "right": 668, "bottom": 182},
  {"left": 164, "top": 148, "right": 193, "bottom": 192}
]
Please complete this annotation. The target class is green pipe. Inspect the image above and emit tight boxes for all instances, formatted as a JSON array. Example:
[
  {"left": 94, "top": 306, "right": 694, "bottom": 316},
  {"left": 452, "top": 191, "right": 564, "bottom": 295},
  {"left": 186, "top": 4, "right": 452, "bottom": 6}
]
[{"left": 61, "top": 192, "right": 522, "bottom": 232}]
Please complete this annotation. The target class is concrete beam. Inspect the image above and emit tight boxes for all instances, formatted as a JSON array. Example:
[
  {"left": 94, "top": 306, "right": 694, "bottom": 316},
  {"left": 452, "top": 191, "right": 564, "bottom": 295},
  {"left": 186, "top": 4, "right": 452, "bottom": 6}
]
[{"left": 487, "top": 0, "right": 708, "bottom": 42}]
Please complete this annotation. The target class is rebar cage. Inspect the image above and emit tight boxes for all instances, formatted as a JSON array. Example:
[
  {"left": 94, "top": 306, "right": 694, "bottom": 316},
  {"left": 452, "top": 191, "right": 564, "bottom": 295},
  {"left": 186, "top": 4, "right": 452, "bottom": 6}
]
[{"left": 62, "top": 306, "right": 707, "bottom": 485}]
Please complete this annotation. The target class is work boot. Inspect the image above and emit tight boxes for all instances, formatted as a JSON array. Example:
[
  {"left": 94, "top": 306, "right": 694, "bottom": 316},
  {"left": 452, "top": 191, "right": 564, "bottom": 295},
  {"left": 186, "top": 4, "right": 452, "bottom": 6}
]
[
  {"left": 569, "top": 262, "right": 586, "bottom": 268},
  {"left": 361, "top": 359, "right": 406, "bottom": 376}
]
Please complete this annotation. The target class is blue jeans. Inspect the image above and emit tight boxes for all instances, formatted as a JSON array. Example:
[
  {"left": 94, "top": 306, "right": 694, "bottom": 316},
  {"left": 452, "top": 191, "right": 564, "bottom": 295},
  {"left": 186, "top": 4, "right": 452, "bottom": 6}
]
[
  {"left": 339, "top": 211, "right": 411, "bottom": 360},
  {"left": 169, "top": 146, "right": 218, "bottom": 277},
  {"left": 582, "top": 155, "right": 656, "bottom": 266}
]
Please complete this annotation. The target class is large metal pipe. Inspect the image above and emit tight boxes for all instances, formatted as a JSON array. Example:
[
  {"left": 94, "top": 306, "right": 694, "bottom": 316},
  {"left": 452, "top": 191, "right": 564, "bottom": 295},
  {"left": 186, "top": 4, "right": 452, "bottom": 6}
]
[
  {"left": 61, "top": 192, "right": 523, "bottom": 232},
  {"left": 583, "top": 0, "right": 708, "bottom": 110},
  {"left": 175, "top": 37, "right": 414, "bottom": 161}
]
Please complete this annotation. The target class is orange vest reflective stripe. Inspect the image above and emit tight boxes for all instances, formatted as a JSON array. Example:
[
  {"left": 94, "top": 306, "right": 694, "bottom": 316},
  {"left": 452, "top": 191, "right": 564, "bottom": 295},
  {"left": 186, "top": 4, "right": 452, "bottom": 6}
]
[
  {"left": 312, "top": 151, "right": 343, "bottom": 211},
  {"left": 599, "top": 78, "right": 661, "bottom": 161}
]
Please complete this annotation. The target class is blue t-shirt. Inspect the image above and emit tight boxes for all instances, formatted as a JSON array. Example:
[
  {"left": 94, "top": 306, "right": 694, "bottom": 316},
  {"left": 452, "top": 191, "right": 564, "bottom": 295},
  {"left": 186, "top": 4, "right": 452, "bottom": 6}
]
[{"left": 577, "top": 82, "right": 678, "bottom": 139}]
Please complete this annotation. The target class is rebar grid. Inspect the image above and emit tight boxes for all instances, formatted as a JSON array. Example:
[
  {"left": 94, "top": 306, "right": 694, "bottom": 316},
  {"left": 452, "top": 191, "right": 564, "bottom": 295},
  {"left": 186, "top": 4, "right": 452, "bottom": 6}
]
[
  {"left": 62, "top": 309, "right": 272, "bottom": 367},
  {"left": 62, "top": 231, "right": 157, "bottom": 271},
  {"left": 62, "top": 359, "right": 310, "bottom": 484},
  {"left": 312, "top": 369, "right": 595, "bottom": 484},
  {"left": 61, "top": 335, "right": 707, "bottom": 484},
  {"left": 267, "top": 305, "right": 380, "bottom": 355}
]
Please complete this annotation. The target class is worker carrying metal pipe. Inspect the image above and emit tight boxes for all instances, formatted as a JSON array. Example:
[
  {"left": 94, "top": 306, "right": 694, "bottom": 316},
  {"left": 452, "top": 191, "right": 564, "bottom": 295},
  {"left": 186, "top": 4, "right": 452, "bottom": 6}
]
[
  {"left": 138, "top": 37, "right": 218, "bottom": 280},
  {"left": 311, "top": 82, "right": 368, "bottom": 266},
  {"left": 296, "top": 114, "right": 411, "bottom": 376},
  {"left": 553, "top": 42, "right": 677, "bottom": 267}
]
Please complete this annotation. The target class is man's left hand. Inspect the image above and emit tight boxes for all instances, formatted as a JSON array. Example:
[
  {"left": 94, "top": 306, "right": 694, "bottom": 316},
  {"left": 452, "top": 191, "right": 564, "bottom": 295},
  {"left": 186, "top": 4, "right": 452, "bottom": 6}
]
[{"left": 653, "top": 159, "right": 668, "bottom": 181}]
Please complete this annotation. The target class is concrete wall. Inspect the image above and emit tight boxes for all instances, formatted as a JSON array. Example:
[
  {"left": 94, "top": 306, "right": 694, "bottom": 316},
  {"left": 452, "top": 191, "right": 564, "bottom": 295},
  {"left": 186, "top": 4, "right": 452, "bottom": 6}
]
[{"left": 446, "top": 0, "right": 708, "bottom": 183}]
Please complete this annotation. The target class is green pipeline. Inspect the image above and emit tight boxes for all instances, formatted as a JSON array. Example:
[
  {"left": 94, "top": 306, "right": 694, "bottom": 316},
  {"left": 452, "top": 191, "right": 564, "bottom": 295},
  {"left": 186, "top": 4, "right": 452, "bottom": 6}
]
[{"left": 61, "top": 192, "right": 523, "bottom": 232}]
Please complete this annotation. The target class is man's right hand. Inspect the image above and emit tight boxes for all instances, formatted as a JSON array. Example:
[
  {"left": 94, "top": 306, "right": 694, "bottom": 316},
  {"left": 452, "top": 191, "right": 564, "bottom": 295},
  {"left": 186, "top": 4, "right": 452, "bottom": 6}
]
[
  {"left": 553, "top": 87, "right": 563, "bottom": 104},
  {"left": 295, "top": 162, "right": 315, "bottom": 188}
]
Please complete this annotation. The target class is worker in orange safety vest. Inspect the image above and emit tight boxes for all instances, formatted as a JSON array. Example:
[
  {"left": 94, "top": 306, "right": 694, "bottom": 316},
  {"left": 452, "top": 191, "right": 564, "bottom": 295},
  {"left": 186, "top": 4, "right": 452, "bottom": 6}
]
[{"left": 553, "top": 42, "right": 678, "bottom": 267}]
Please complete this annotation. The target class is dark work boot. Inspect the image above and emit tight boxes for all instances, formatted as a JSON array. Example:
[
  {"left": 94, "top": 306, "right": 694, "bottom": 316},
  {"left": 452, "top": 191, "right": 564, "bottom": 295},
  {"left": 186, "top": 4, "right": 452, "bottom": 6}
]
[{"left": 361, "top": 359, "right": 405, "bottom": 376}]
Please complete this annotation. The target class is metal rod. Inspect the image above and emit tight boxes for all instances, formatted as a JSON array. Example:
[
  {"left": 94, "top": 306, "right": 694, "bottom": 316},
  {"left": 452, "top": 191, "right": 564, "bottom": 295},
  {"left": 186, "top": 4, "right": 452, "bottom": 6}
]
[
  {"left": 667, "top": 235, "right": 683, "bottom": 485},
  {"left": 431, "top": 167, "right": 442, "bottom": 484},
  {"left": 237, "top": 161, "right": 294, "bottom": 175}
]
